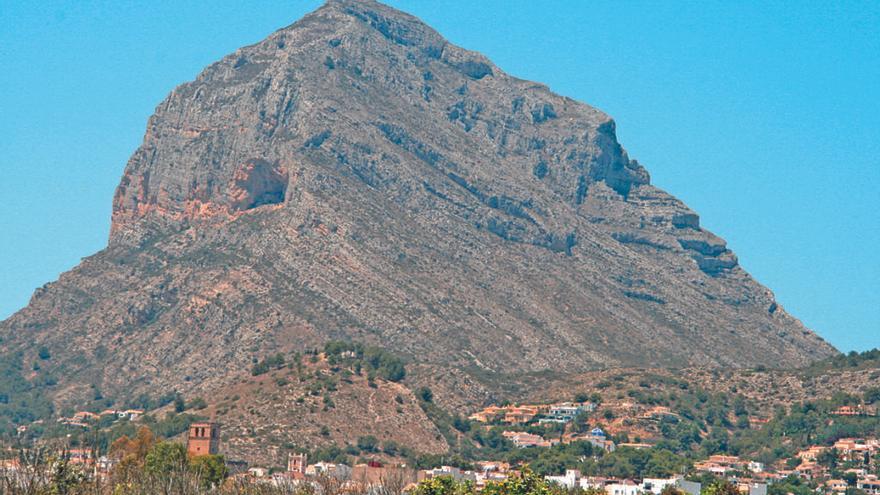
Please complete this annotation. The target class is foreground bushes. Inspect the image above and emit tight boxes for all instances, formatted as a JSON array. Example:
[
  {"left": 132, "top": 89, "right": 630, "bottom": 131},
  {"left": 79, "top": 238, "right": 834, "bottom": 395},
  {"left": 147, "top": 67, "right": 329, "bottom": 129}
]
[
  {"left": 410, "top": 469, "right": 592, "bottom": 495},
  {"left": 0, "top": 426, "right": 229, "bottom": 495}
]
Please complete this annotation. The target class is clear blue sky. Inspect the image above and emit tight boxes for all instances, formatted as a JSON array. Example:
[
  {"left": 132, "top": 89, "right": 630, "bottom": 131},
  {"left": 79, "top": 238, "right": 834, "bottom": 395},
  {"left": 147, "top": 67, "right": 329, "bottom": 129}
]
[{"left": 1, "top": 1, "right": 878, "bottom": 352}]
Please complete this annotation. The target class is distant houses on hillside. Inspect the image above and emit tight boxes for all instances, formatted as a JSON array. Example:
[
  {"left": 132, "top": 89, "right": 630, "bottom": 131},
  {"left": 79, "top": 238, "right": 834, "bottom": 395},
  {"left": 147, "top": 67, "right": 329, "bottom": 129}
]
[
  {"left": 831, "top": 405, "right": 877, "bottom": 417},
  {"left": 469, "top": 401, "right": 595, "bottom": 425},
  {"left": 57, "top": 409, "right": 144, "bottom": 427}
]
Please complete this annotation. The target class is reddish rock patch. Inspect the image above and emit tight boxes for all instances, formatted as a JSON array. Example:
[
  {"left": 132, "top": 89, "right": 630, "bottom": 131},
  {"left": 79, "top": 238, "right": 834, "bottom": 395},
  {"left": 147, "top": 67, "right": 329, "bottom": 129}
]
[{"left": 229, "top": 159, "right": 289, "bottom": 211}]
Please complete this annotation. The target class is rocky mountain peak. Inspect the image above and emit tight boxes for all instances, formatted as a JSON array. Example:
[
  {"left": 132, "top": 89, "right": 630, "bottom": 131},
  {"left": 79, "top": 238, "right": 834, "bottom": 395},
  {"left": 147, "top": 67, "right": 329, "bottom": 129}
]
[
  {"left": 3, "top": 0, "right": 834, "bottom": 421},
  {"left": 109, "top": 0, "right": 648, "bottom": 247}
]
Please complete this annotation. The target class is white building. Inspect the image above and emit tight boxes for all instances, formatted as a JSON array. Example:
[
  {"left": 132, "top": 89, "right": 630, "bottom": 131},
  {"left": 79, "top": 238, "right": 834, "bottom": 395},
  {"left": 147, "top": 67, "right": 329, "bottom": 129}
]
[
  {"left": 858, "top": 475, "right": 880, "bottom": 495},
  {"left": 248, "top": 467, "right": 269, "bottom": 478},
  {"left": 606, "top": 480, "right": 641, "bottom": 495},
  {"left": 540, "top": 403, "right": 587, "bottom": 424},
  {"left": 424, "top": 466, "right": 476, "bottom": 482},
  {"left": 545, "top": 470, "right": 581, "bottom": 489},
  {"left": 305, "top": 462, "right": 352, "bottom": 479},
  {"left": 641, "top": 477, "right": 680, "bottom": 495},
  {"left": 580, "top": 477, "right": 610, "bottom": 491}
]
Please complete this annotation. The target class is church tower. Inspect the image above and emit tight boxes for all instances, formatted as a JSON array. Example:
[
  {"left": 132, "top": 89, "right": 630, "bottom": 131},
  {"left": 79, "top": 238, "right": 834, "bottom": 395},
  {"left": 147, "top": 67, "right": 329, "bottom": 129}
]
[{"left": 187, "top": 422, "right": 220, "bottom": 456}]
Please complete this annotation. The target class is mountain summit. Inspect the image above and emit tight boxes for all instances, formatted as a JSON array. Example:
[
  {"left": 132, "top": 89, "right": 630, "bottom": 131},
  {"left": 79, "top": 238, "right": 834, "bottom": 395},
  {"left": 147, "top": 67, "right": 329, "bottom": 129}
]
[{"left": 2, "top": 0, "right": 834, "bottom": 407}]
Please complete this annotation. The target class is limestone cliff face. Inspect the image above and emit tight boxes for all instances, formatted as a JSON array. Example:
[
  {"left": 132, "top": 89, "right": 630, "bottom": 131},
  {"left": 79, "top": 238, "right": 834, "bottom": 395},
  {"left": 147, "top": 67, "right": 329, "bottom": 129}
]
[
  {"left": 3, "top": 0, "right": 833, "bottom": 409},
  {"left": 109, "top": 0, "right": 649, "bottom": 248}
]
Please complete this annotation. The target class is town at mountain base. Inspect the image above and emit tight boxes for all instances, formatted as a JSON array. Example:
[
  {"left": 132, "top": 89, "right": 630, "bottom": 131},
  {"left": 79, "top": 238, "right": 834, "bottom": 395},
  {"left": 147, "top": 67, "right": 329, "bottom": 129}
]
[{"left": 3, "top": 349, "right": 880, "bottom": 495}]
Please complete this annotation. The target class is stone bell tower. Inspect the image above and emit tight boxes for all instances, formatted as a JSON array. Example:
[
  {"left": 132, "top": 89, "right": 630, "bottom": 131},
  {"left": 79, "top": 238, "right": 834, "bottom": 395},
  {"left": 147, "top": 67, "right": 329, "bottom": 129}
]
[{"left": 187, "top": 422, "right": 220, "bottom": 456}]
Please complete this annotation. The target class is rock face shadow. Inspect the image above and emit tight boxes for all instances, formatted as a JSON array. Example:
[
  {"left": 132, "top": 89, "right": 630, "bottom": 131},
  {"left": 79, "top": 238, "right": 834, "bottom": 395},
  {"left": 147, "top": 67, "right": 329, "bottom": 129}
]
[{"left": 230, "top": 159, "right": 289, "bottom": 211}]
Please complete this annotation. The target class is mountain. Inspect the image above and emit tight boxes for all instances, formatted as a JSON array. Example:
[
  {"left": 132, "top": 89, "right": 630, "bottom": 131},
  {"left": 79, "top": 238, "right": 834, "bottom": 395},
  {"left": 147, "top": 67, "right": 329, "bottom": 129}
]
[{"left": 1, "top": 0, "right": 834, "bottom": 417}]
